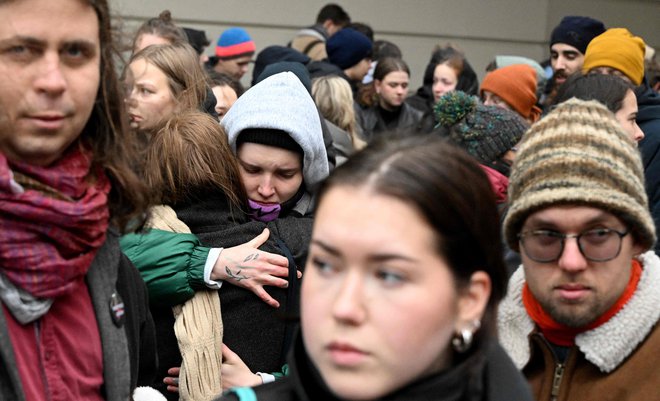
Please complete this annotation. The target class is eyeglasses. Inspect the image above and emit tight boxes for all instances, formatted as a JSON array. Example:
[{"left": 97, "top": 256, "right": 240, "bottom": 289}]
[{"left": 518, "top": 228, "right": 629, "bottom": 263}]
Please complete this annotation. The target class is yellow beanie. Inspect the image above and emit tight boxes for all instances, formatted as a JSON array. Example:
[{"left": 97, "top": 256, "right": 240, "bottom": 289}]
[{"left": 582, "top": 28, "right": 646, "bottom": 85}]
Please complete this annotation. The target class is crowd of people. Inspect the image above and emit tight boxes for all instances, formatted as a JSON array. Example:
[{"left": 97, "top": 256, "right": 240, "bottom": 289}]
[{"left": 0, "top": 1, "right": 658, "bottom": 400}]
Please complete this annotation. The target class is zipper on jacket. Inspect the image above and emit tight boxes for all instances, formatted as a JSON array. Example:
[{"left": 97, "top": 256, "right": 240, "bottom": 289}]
[
  {"left": 550, "top": 362, "right": 565, "bottom": 401},
  {"left": 535, "top": 333, "right": 572, "bottom": 401}
]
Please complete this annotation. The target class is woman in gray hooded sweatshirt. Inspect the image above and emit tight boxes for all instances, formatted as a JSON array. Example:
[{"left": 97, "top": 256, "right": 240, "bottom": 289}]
[{"left": 161, "top": 71, "right": 330, "bottom": 393}]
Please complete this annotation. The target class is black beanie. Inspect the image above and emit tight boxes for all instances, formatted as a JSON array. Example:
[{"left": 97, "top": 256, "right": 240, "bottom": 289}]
[
  {"left": 237, "top": 128, "right": 304, "bottom": 156},
  {"left": 550, "top": 16, "right": 606, "bottom": 54}
]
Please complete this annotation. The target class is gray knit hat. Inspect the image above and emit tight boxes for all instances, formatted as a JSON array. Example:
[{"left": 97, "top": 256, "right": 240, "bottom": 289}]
[
  {"left": 434, "top": 91, "right": 529, "bottom": 164},
  {"left": 222, "top": 71, "right": 329, "bottom": 189},
  {"left": 503, "top": 98, "right": 655, "bottom": 252}
]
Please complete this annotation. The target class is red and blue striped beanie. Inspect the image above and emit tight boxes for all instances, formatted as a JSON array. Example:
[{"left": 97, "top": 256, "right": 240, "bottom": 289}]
[{"left": 215, "top": 27, "right": 256, "bottom": 58}]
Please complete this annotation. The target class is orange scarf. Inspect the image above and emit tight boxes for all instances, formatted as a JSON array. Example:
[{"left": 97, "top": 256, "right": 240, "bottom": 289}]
[{"left": 522, "top": 260, "right": 642, "bottom": 346}]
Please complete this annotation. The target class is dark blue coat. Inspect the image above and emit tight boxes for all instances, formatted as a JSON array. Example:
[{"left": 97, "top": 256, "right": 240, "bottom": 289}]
[{"left": 637, "top": 80, "right": 660, "bottom": 254}]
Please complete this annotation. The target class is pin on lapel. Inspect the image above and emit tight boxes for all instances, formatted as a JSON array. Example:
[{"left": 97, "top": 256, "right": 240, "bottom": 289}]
[{"left": 109, "top": 292, "right": 125, "bottom": 327}]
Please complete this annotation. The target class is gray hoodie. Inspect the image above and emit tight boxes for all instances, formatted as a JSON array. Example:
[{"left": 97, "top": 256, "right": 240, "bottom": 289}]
[{"left": 222, "top": 71, "right": 329, "bottom": 191}]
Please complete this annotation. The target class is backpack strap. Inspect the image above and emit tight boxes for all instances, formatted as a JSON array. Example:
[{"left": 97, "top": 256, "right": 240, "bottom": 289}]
[{"left": 302, "top": 39, "right": 323, "bottom": 56}]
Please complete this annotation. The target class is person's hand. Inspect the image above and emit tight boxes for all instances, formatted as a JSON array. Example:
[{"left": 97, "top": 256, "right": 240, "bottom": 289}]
[
  {"left": 213, "top": 228, "right": 301, "bottom": 308},
  {"left": 221, "top": 344, "right": 262, "bottom": 390},
  {"left": 163, "top": 367, "right": 180, "bottom": 393}
]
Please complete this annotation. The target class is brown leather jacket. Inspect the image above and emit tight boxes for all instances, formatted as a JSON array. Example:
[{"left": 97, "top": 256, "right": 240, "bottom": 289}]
[{"left": 498, "top": 251, "right": 660, "bottom": 401}]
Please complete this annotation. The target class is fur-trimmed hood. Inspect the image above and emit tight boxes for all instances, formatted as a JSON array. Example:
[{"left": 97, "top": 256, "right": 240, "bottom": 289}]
[{"left": 498, "top": 251, "right": 660, "bottom": 373}]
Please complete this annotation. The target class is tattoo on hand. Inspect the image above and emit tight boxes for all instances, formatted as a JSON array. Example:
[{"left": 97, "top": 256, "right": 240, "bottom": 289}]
[
  {"left": 226, "top": 266, "right": 249, "bottom": 281},
  {"left": 243, "top": 253, "right": 259, "bottom": 262}
]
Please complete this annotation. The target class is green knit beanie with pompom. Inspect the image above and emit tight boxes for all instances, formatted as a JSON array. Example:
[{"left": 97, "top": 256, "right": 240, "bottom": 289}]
[{"left": 434, "top": 91, "right": 529, "bottom": 164}]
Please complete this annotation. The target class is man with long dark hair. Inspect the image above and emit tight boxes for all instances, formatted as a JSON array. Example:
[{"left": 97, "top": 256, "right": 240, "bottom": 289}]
[{"left": 0, "top": 0, "right": 156, "bottom": 399}]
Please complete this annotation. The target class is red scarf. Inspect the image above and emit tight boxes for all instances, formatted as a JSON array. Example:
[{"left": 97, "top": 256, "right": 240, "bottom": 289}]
[
  {"left": 481, "top": 164, "right": 509, "bottom": 204},
  {"left": 522, "top": 260, "right": 642, "bottom": 347},
  {"left": 0, "top": 146, "right": 110, "bottom": 298}
]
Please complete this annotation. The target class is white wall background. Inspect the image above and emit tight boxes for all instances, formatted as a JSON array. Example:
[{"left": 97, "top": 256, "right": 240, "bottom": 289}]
[{"left": 111, "top": 0, "right": 659, "bottom": 89}]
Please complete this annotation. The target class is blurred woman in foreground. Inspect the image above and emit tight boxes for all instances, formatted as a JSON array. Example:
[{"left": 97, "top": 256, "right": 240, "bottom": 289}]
[{"left": 220, "top": 135, "right": 533, "bottom": 400}]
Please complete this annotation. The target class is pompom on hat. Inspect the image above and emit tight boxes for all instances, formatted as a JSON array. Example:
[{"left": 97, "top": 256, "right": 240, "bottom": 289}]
[
  {"left": 434, "top": 91, "right": 528, "bottom": 165},
  {"left": 550, "top": 16, "right": 606, "bottom": 54},
  {"left": 503, "top": 98, "right": 655, "bottom": 252},
  {"left": 326, "top": 28, "right": 372, "bottom": 69},
  {"left": 582, "top": 28, "right": 646, "bottom": 86},
  {"left": 480, "top": 64, "right": 541, "bottom": 122},
  {"left": 215, "top": 27, "right": 256, "bottom": 58}
]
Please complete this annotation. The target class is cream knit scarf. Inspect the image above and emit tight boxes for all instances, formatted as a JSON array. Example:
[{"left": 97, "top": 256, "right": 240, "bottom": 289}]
[{"left": 149, "top": 205, "right": 223, "bottom": 400}]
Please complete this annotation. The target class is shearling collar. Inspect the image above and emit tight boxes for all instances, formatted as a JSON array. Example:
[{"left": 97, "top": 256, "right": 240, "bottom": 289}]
[{"left": 498, "top": 251, "right": 660, "bottom": 373}]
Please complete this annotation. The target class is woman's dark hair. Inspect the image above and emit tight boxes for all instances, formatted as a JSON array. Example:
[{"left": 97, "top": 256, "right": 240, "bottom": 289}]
[
  {"left": 552, "top": 73, "right": 634, "bottom": 113},
  {"left": 207, "top": 70, "right": 245, "bottom": 98},
  {"left": 316, "top": 3, "right": 350, "bottom": 26},
  {"left": 408, "top": 44, "right": 478, "bottom": 115},
  {"left": 373, "top": 57, "right": 410, "bottom": 82},
  {"left": 357, "top": 57, "right": 409, "bottom": 108},
  {"left": 372, "top": 40, "right": 402, "bottom": 62},
  {"left": 348, "top": 22, "right": 374, "bottom": 42},
  {"left": 422, "top": 44, "right": 478, "bottom": 96},
  {"left": 85, "top": 0, "right": 153, "bottom": 231},
  {"left": 316, "top": 134, "right": 508, "bottom": 344}
]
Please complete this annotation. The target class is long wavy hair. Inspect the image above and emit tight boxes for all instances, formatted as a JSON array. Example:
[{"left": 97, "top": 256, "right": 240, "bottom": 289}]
[
  {"left": 80, "top": 0, "right": 153, "bottom": 232},
  {"left": 128, "top": 42, "right": 209, "bottom": 115}
]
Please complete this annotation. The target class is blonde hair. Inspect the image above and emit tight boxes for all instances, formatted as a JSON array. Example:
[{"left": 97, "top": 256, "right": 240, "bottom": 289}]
[
  {"left": 143, "top": 111, "right": 247, "bottom": 212},
  {"left": 311, "top": 76, "right": 366, "bottom": 150}
]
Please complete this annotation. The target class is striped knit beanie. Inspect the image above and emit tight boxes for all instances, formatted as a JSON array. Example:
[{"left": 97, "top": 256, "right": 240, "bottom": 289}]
[
  {"left": 215, "top": 27, "right": 256, "bottom": 58},
  {"left": 503, "top": 98, "right": 655, "bottom": 252}
]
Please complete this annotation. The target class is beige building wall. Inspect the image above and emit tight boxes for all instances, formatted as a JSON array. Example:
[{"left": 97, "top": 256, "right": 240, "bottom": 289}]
[{"left": 112, "top": 0, "right": 659, "bottom": 89}]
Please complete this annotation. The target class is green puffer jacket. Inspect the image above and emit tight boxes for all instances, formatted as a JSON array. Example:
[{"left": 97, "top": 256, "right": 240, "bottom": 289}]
[{"left": 120, "top": 228, "right": 210, "bottom": 307}]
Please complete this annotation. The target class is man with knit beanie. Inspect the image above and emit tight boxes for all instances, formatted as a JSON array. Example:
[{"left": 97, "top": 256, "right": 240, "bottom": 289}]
[
  {"left": 548, "top": 16, "right": 605, "bottom": 89},
  {"left": 498, "top": 98, "right": 660, "bottom": 401},
  {"left": 308, "top": 27, "right": 372, "bottom": 96},
  {"left": 209, "top": 27, "right": 256, "bottom": 81},
  {"left": 480, "top": 64, "right": 542, "bottom": 123},
  {"left": 583, "top": 28, "right": 660, "bottom": 256}
]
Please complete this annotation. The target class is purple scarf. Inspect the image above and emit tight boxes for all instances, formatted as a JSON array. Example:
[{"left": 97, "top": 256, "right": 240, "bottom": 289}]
[{"left": 248, "top": 199, "right": 281, "bottom": 222}]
